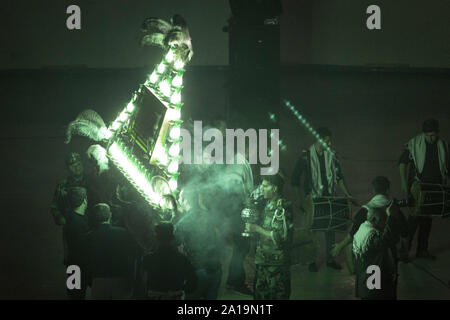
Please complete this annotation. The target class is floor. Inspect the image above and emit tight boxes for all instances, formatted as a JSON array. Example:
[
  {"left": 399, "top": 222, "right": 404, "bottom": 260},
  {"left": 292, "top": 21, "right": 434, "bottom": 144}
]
[{"left": 219, "top": 219, "right": 450, "bottom": 300}]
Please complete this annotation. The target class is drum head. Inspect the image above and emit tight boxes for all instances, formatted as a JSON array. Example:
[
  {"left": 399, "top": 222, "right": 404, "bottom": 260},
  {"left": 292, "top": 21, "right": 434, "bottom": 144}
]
[{"left": 310, "top": 197, "right": 351, "bottom": 232}]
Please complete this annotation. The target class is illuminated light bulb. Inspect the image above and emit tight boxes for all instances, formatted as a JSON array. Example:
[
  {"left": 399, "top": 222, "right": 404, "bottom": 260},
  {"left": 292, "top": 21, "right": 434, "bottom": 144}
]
[
  {"left": 170, "top": 91, "right": 181, "bottom": 104},
  {"left": 169, "top": 178, "right": 178, "bottom": 191},
  {"left": 174, "top": 60, "right": 184, "bottom": 70},
  {"left": 157, "top": 63, "right": 166, "bottom": 74},
  {"left": 172, "top": 75, "right": 183, "bottom": 87},
  {"left": 168, "top": 161, "right": 179, "bottom": 173},
  {"left": 169, "top": 143, "right": 180, "bottom": 157},
  {"left": 111, "top": 121, "right": 121, "bottom": 131},
  {"left": 301, "top": 119, "right": 306, "bottom": 124},
  {"left": 159, "top": 80, "right": 171, "bottom": 97},
  {"left": 149, "top": 72, "right": 158, "bottom": 84},
  {"left": 99, "top": 127, "right": 112, "bottom": 140},
  {"left": 169, "top": 127, "right": 181, "bottom": 139},
  {"left": 166, "top": 108, "right": 181, "bottom": 121},
  {"left": 153, "top": 144, "right": 168, "bottom": 166},
  {"left": 119, "top": 111, "right": 128, "bottom": 122},
  {"left": 151, "top": 193, "right": 162, "bottom": 205},
  {"left": 165, "top": 50, "right": 174, "bottom": 63},
  {"left": 126, "top": 102, "right": 135, "bottom": 112}
]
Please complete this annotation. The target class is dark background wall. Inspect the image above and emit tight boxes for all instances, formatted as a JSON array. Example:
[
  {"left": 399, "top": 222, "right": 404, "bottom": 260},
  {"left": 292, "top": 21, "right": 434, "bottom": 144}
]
[{"left": 1, "top": 0, "right": 449, "bottom": 69}]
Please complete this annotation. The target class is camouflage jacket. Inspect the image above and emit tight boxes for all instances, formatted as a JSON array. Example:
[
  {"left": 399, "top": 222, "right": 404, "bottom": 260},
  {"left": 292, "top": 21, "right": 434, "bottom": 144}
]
[{"left": 254, "top": 199, "right": 293, "bottom": 266}]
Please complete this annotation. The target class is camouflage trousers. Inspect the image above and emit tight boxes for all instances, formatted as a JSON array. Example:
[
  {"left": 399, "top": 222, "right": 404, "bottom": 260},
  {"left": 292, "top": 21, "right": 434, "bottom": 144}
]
[{"left": 253, "top": 265, "right": 290, "bottom": 300}]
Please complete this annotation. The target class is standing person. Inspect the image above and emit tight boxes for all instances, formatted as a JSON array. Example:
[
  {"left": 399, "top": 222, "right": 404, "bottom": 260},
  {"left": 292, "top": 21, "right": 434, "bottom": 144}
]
[
  {"left": 331, "top": 176, "right": 408, "bottom": 298},
  {"left": 398, "top": 119, "right": 449, "bottom": 260},
  {"left": 50, "top": 152, "right": 86, "bottom": 228},
  {"left": 87, "top": 203, "right": 138, "bottom": 299},
  {"left": 245, "top": 174, "right": 293, "bottom": 300},
  {"left": 174, "top": 190, "right": 222, "bottom": 300},
  {"left": 210, "top": 118, "right": 254, "bottom": 295},
  {"left": 64, "top": 187, "right": 90, "bottom": 300},
  {"left": 353, "top": 206, "right": 398, "bottom": 300},
  {"left": 291, "top": 127, "right": 356, "bottom": 272},
  {"left": 143, "top": 223, "right": 197, "bottom": 299},
  {"left": 50, "top": 152, "right": 88, "bottom": 266}
]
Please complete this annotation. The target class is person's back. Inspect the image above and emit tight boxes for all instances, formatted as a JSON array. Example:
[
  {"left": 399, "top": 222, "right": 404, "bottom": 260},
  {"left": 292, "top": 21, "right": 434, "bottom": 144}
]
[
  {"left": 87, "top": 203, "right": 138, "bottom": 299},
  {"left": 175, "top": 204, "right": 222, "bottom": 299},
  {"left": 88, "top": 224, "right": 137, "bottom": 278},
  {"left": 353, "top": 207, "right": 396, "bottom": 300},
  {"left": 143, "top": 223, "right": 197, "bottom": 299},
  {"left": 64, "top": 187, "right": 90, "bottom": 300}
]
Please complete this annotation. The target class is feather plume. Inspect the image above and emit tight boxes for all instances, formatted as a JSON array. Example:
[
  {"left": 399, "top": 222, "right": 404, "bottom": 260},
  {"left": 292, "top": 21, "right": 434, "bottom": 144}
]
[
  {"left": 65, "top": 109, "right": 108, "bottom": 144},
  {"left": 86, "top": 144, "right": 109, "bottom": 174}
]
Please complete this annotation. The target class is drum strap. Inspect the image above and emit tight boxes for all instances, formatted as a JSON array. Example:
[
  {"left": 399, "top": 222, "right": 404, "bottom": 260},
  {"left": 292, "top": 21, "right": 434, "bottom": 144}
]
[{"left": 272, "top": 199, "right": 287, "bottom": 239}]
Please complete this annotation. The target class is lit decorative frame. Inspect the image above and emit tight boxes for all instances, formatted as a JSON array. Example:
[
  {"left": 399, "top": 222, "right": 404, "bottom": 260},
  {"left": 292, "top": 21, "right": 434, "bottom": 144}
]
[{"left": 64, "top": 15, "right": 192, "bottom": 213}]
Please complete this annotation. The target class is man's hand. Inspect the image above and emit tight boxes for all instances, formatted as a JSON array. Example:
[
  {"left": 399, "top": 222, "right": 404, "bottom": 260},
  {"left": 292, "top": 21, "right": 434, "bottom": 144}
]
[
  {"left": 386, "top": 201, "right": 399, "bottom": 217},
  {"left": 245, "top": 223, "right": 259, "bottom": 234},
  {"left": 330, "top": 243, "right": 342, "bottom": 258}
]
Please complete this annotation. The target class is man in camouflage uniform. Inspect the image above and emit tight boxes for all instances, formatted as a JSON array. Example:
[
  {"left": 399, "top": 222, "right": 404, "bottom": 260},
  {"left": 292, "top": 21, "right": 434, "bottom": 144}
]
[
  {"left": 50, "top": 152, "right": 87, "bottom": 227},
  {"left": 50, "top": 152, "right": 89, "bottom": 265},
  {"left": 245, "top": 174, "right": 293, "bottom": 300}
]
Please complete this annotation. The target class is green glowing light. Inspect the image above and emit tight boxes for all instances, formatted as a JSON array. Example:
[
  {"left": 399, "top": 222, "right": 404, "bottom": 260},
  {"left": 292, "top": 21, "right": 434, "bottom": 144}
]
[
  {"left": 170, "top": 91, "right": 181, "bottom": 104},
  {"left": 169, "top": 127, "right": 181, "bottom": 139},
  {"left": 165, "top": 50, "right": 174, "bottom": 63},
  {"left": 109, "top": 142, "right": 158, "bottom": 204},
  {"left": 168, "top": 161, "right": 179, "bottom": 173},
  {"left": 159, "top": 80, "right": 171, "bottom": 97},
  {"left": 153, "top": 144, "right": 168, "bottom": 166},
  {"left": 169, "top": 143, "right": 180, "bottom": 157},
  {"left": 126, "top": 102, "right": 135, "bottom": 112},
  {"left": 166, "top": 108, "right": 181, "bottom": 121},
  {"left": 169, "top": 177, "right": 178, "bottom": 191},
  {"left": 111, "top": 121, "right": 121, "bottom": 131},
  {"left": 157, "top": 63, "right": 166, "bottom": 74},
  {"left": 174, "top": 60, "right": 184, "bottom": 70},
  {"left": 149, "top": 72, "right": 158, "bottom": 84},
  {"left": 100, "top": 127, "right": 112, "bottom": 139},
  {"left": 119, "top": 111, "right": 128, "bottom": 122},
  {"left": 172, "top": 75, "right": 183, "bottom": 87},
  {"left": 284, "top": 100, "right": 333, "bottom": 153}
]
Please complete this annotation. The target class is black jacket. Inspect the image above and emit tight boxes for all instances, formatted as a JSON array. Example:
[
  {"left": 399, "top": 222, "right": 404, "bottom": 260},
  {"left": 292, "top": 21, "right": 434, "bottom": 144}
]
[{"left": 86, "top": 224, "right": 138, "bottom": 279}]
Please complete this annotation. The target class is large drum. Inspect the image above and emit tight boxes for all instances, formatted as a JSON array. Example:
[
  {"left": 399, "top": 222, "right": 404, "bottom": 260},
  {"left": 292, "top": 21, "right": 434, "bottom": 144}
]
[
  {"left": 303, "top": 196, "right": 352, "bottom": 232},
  {"left": 409, "top": 182, "right": 450, "bottom": 217}
]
